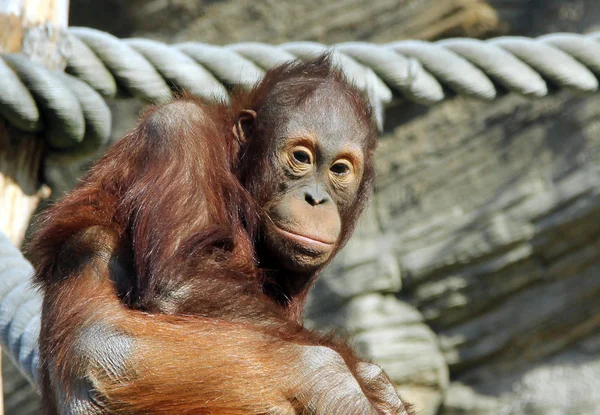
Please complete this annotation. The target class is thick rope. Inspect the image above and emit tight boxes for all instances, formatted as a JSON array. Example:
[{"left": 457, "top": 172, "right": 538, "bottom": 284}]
[
  {"left": 2, "top": 29, "right": 600, "bottom": 388},
  {"left": 0, "top": 231, "right": 40, "bottom": 388},
  {"left": 2, "top": 29, "right": 600, "bottom": 161}
]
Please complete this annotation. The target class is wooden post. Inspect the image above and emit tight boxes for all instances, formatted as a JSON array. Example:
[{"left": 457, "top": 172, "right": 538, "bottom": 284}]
[{"left": 0, "top": 0, "right": 70, "bottom": 412}]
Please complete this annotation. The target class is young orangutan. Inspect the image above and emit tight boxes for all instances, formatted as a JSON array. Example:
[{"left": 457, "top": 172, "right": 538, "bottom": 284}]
[{"left": 31, "top": 55, "right": 413, "bottom": 414}]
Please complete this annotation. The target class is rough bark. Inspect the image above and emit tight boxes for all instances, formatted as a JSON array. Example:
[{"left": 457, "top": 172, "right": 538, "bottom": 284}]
[{"left": 69, "top": 0, "right": 600, "bottom": 44}]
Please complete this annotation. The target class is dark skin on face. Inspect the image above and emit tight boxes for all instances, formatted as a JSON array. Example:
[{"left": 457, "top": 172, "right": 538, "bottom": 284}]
[{"left": 242, "top": 85, "right": 366, "bottom": 274}]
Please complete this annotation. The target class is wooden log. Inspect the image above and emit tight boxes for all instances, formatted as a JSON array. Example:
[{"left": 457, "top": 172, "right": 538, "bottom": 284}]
[
  {"left": 106, "top": 0, "right": 505, "bottom": 44},
  {"left": 0, "top": 1, "right": 70, "bottom": 413}
]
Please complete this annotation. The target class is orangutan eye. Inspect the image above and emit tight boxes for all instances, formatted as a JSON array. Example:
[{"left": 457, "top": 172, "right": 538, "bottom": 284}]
[
  {"left": 293, "top": 150, "right": 312, "bottom": 164},
  {"left": 330, "top": 162, "right": 351, "bottom": 176}
]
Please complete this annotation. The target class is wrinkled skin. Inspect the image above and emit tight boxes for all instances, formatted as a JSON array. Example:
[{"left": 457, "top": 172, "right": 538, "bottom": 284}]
[{"left": 245, "top": 85, "right": 367, "bottom": 273}]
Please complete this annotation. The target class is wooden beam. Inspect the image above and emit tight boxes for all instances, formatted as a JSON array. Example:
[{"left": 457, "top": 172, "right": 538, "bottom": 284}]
[{"left": 0, "top": 0, "right": 70, "bottom": 412}]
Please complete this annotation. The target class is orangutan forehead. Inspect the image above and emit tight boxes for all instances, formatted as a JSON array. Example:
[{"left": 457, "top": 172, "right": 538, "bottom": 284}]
[
  {"left": 274, "top": 89, "right": 369, "bottom": 144},
  {"left": 258, "top": 80, "right": 366, "bottom": 132}
]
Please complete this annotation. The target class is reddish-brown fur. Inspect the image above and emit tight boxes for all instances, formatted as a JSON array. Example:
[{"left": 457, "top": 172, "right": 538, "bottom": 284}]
[{"left": 31, "top": 56, "right": 413, "bottom": 414}]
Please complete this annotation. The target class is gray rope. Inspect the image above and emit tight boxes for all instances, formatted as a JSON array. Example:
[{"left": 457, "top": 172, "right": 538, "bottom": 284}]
[
  {"left": 63, "top": 28, "right": 600, "bottom": 104},
  {"left": 0, "top": 231, "right": 41, "bottom": 388},
  {"left": 2, "top": 29, "right": 600, "bottom": 393},
  {"left": 3, "top": 29, "right": 600, "bottom": 162},
  {"left": 0, "top": 53, "right": 111, "bottom": 161}
]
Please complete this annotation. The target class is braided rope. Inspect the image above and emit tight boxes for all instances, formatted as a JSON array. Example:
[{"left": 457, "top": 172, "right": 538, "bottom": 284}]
[
  {"left": 0, "top": 231, "right": 41, "bottom": 388},
  {"left": 2, "top": 29, "right": 600, "bottom": 390},
  {"left": 2, "top": 28, "right": 600, "bottom": 162}
]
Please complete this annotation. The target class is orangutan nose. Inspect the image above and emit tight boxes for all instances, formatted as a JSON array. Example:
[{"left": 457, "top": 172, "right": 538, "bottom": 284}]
[{"left": 304, "top": 189, "right": 330, "bottom": 206}]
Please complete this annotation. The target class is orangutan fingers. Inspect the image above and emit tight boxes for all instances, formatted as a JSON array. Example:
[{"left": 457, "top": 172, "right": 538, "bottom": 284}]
[
  {"left": 356, "top": 362, "right": 412, "bottom": 415},
  {"left": 288, "top": 345, "right": 380, "bottom": 415}
]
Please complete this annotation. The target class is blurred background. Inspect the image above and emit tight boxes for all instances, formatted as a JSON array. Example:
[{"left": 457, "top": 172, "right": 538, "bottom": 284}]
[{"left": 4, "top": 0, "right": 600, "bottom": 414}]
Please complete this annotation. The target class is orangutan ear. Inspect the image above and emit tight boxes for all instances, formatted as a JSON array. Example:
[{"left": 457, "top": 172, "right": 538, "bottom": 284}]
[{"left": 233, "top": 109, "right": 257, "bottom": 144}]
